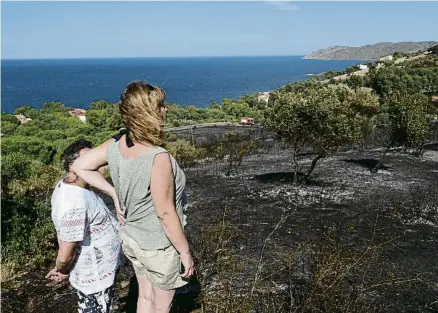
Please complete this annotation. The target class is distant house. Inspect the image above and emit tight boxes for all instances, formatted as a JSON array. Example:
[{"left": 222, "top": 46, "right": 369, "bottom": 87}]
[
  {"left": 257, "top": 91, "right": 270, "bottom": 104},
  {"left": 432, "top": 96, "right": 438, "bottom": 107},
  {"left": 358, "top": 64, "right": 368, "bottom": 70},
  {"left": 379, "top": 55, "right": 393, "bottom": 62},
  {"left": 69, "top": 108, "right": 87, "bottom": 122},
  {"left": 14, "top": 113, "right": 32, "bottom": 124},
  {"left": 375, "top": 62, "right": 384, "bottom": 69}
]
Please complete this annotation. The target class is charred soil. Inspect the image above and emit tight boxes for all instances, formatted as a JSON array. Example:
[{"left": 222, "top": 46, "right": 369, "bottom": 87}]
[{"left": 2, "top": 138, "right": 438, "bottom": 313}]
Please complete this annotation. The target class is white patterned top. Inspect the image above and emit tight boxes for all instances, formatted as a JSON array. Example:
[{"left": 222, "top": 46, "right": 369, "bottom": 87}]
[{"left": 51, "top": 180, "right": 121, "bottom": 295}]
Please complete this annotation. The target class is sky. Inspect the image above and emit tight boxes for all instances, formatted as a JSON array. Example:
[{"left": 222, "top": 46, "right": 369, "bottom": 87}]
[{"left": 1, "top": 1, "right": 438, "bottom": 59}]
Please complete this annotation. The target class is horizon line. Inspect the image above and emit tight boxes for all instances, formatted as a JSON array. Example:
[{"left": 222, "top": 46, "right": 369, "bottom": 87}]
[{"left": 1, "top": 54, "right": 307, "bottom": 61}]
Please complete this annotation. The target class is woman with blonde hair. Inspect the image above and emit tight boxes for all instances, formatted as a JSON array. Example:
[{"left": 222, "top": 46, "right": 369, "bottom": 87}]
[{"left": 72, "top": 81, "right": 194, "bottom": 313}]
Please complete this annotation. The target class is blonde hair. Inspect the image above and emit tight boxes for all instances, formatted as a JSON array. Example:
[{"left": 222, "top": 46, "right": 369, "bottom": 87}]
[{"left": 119, "top": 81, "right": 166, "bottom": 146}]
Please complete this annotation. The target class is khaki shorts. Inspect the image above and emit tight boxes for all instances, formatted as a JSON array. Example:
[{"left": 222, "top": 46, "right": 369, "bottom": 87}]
[{"left": 121, "top": 231, "right": 188, "bottom": 290}]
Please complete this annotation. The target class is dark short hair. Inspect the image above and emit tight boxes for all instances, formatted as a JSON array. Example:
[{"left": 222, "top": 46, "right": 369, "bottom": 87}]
[{"left": 62, "top": 139, "right": 93, "bottom": 171}]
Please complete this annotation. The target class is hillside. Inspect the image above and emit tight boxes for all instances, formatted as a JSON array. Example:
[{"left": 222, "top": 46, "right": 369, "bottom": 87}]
[{"left": 303, "top": 41, "right": 438, "bottom": 60}]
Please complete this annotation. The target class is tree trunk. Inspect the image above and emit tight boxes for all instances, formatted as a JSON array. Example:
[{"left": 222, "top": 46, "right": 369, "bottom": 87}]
[
  {"left": 305, "top": 154, "right": 323, "bottom": 180},
  {"left": 292, "top": 148, "right": 299, "bottom": 186},
  {"left": 372, "top": 142, "right": 393, "bottom": 173},
  {"left": 190, "top": 127, "right": 195, "bottom": 146}
]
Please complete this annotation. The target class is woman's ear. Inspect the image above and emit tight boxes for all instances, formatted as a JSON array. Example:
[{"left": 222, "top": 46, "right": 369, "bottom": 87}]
[{"left": 68, "top": 162, "right": 76, "bottom": 174}]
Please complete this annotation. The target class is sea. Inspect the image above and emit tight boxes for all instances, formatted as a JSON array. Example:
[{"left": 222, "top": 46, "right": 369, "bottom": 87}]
[{"left": 1, "top": 56, "right": 361, "bottom": 113}]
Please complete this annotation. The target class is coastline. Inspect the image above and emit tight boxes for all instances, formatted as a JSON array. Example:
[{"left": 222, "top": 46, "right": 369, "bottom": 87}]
[{"left": 2, "top": 57, "right": 361, "bottom": 113}]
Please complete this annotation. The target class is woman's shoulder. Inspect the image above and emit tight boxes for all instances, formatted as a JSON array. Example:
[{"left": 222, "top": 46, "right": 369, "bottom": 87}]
[
  {"left": 105, "top": 137, "right": 119, "bottom": 159},
  {"left": 151, "top": 147, "right": 183, "bottom": 174},
  {"left": 151, "top": 146, "right": 168, "bottom": 155},
  {"left": 150, "top": 147, "right": 173, "bottom": 163}
]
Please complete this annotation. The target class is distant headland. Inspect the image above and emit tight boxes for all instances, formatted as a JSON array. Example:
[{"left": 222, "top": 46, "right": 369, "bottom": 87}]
[{"left": 304, "top": 41, "right": 438, "bottom": 60}]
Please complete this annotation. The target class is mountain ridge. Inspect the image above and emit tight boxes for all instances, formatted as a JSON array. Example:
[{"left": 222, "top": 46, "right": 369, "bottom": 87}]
[{"left": 304, "top": 41, "right": 438, "bottom": 60}]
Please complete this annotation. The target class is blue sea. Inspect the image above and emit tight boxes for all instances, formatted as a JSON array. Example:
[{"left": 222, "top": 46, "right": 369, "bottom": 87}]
[{"left": 1, "top": 56, "right": 361, "bottom": 113}]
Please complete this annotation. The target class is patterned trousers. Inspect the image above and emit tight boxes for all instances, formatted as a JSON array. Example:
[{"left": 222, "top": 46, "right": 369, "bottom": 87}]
[{"left": 77, "top": 285, "right": 115, "bottom": 313}]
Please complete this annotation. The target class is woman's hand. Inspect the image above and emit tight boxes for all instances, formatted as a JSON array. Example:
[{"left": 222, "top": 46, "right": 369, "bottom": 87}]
[
  {"left": 111, "top": 193, "right": 126, "bottom": 225},
  {"left": 180, "top": 251, "right": 195, "bottom": 279},
  {"left": 45, "top": 267, "right": 69, "bottom": 283}
]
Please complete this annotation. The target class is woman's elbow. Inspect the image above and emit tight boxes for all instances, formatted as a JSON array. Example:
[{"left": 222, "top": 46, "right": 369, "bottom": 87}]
[
  {"left": 71, "top": 158, "right": 93, "bottom": 172},
  {"left": 157, "top": 208, "right": 178, "bottom": 223},
  {"left": 71, "top": 156, "right": 86, "bottom": 170},
  {"left": 70, "top": 163, "right": 80, "bottom": 173}
]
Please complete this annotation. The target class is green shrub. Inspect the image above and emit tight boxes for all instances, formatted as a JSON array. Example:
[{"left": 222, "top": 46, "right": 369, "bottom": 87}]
[
  {"left": 383, "top": 92, "right": 433, "bottom": 154},
  {"left": 1, "top": 136, "right": 56, "bottom": 164},
  {"left": 1, "top": 154, "right": 62, "bottom": 269},
  {"left": 393, "top": 51, "right": 407, "bottom": 59},
  {"left": 13, "top": 105, "right": 40, "bottom": 119},
  {"left": 40, "top": 101, "right": 70, "bottom": 114},
  {"left": 427, "top": 45, "right": 438, "bottom": 55},
  {"left": 164, "top": 132, "right": 179, "bottom": 143},
  {"left": 165, "top": 139, "right": 206, "bottom": 168}
]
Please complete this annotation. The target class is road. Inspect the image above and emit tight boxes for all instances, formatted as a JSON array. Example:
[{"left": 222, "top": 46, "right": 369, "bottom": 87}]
[{"left": 165, "top": 122, "right": 261, "bottom": 132}]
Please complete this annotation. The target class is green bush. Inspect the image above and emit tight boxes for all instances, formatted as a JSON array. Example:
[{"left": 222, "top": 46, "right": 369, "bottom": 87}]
[
  {"left": 87, "top": 103, "right": 122, "bottom": 131},
  {"left": 427, "top": 45, "right": 438, "bottom": 55},
  {"left": 1, "top": 136, "right": 56, "bottom": 164},
  {"left": 13, "top": 105, "right": 40, "bottom": 119},
  {"left": 1, "top": 153, "right": 62, "bottom": 268},
  {"left": 1, "top": 112, "right": 21, "bottom": 136},
  {"left": 212, "top": 132, "right": 258, "bottom": 176},
  {"left": 39, "top": 129, "right": 68, "bottom": 141},
  {"left": 384, "top": 92, "right": 433, "bottom": 154},
  {"left": 372, "top": 67, "right": 438, "bottom": 99},
  {"left": 165, "top": 139, "right": 206, "bottom": 168},
  {"left": 40, "top": 101, "right": 70, "bottom": 114},
  {"left": 164, "top": 132, "right": 179, "bottom": 143},
  {"left": 165, "top": 95, "right": 265, "bottom": 126},
  {"left": 393, "top": 51, "right": 408, "bottom": 59}
]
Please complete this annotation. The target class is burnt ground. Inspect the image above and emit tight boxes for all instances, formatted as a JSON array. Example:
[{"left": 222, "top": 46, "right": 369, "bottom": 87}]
[{"left": 2, "top": 137, "right": 438, "bottom": 313}]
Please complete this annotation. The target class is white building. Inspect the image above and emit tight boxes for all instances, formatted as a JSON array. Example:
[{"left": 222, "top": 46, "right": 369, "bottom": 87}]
[
  {"left": 358, "top": 64, "right": 368, "bottom": 70},
  {"left": 257, "top": 91, "right": 270, "bottom": 103},
  {"left": 69, "top": 108, "right": 87, "bottom": 123},
  {"left": 13, "top": 113, "right": 32, "bottom": 124},
  {"left": 379, "top": 55, "right": 393, "bottom": 62}
]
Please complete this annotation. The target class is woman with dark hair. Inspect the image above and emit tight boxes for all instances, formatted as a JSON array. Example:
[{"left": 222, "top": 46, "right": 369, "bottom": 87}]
[{"left": 72, "top": 81, "right": 194, "bottom": 313}]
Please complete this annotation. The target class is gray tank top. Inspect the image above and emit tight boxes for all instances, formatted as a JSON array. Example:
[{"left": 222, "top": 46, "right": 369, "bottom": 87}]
[{"left": 107, "top": 139, "right": 188, "bottom": 250}]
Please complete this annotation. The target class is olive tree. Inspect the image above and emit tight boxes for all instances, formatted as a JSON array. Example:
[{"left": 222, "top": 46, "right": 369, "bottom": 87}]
[
  {"left": 344, "top": 89, "right": 381, "bottom": 150},
  {"left": 264, "top": 86, "right": 362, "bottom": 184},
  {"left": 374, "top": 92, "right": 434, "bottom": 172}
]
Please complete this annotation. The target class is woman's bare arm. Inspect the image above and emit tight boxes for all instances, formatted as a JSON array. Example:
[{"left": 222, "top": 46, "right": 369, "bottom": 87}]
[
  {"left": 151, "top": 152, "right": 194, "bottom": 278},
  {"left": 56, "top": 240, "right": 78, "bottom": 274},
  {"left": 71, "top": 139, "right": 126, "bottom": 224}
]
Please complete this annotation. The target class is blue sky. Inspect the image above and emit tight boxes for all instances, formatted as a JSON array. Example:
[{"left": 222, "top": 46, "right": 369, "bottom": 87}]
[{"left": 2, "top": 1, "right": 437, "bottom": 59}]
